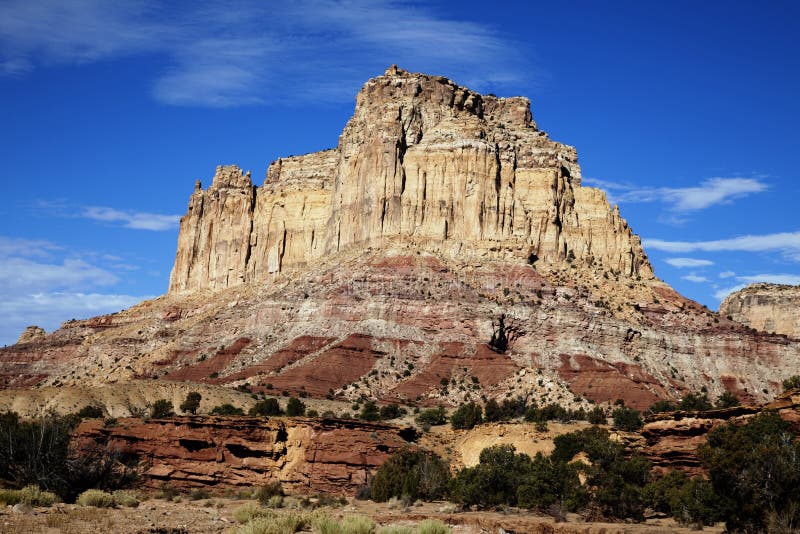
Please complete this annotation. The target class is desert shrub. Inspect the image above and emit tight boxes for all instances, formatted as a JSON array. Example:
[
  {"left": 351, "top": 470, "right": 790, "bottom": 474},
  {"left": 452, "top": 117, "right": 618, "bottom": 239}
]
[
  {"left": 155, "top": 482, "right": 179, "bottom": 500},
  {"left": 370, "top": 448, "right": 450, "bottom": 502},
  {"left": 77, "top": 489, "right": 116, "bottom": 507},
  {"left": 500, "top": 397, "right": 528, "bottom": 419},
  {"left": 286, "top": 397, "right": 306, "bottom": 417},
  {"left": 450, "top": 445, "right": 532, "bottom": 507},
  {"left": 11, "top": 485, "right": 59, "bottom": 506},
  {"left": 313, "top": 514, "right": 343, "bottom": 534},
  {"left": 611, "top": 406, "right": 643, "bottom": 431},
  {"left": 0, "top": 411, "right": 138, "bottom": 501},
  {"left": 234, "top": 502, "right": 277, "bottom": 524},
  {"left": 416, "top": 519, "right": 451, "bottom": 534},
  {"left": 449, "top": 402, "right": 482, "bottom": 430},
  {"left": 643, "top": 470, "right": 719, "bottom": 526},
  {"left": 646, "top": 400, "right": 677, "bottom": 414},
  {"left": 587, "top": 406, "right": 606, "bottom": 424},
  {"left": 379, "top": 404, "right": 402, "bottom": 420},
  {"left": 250, "top": 398, "right": 283, "bottom": 416},
  {"left": 255, "top": 481, "right": 284, "bottom": 504},
  {"left": 210, "top": 403, "right": 245, "bottom": 416},
  {"left": 188, "top": 487, "right": 210, "bottom": 500},
  {"left": 552, "top": 426, "right": 651, "bottom": 520},
  {"left": 76, "top": 405, "right": 104, "bottom": 418},
  {"left": 415, "top": 407, "right": 446, "bottom": 426},
  {"left": 714, "top": 391, "right": 740, "bottom": 409},
  {"left": 359, "top": 401, "right": 380, "bottom": 421},
  {"left": 150, "top": 399, "right": 174, "bottom": 418},
  {"left": 516, "top": 454, "right": 587, "bottom": 512},
  {"left": 678, "top": 393, "right": 712, "bottom": 412},
  {"left": 180, "top": 391, "right": 202, "bottom": 414},
  {"left": 376, "top": 526, "right": 413, "bottom": 534},
  {"left": 535, "top": 420, "right": 548, "bottom": 432},
  {"left": 111, "top": 489, "right": 140, "bottom": 507},
  {"left": 783, "top": 375, "right": 800, "bottom": 391},
  {"left": 354, "top": 484, "right": 371, "bottom": 500},
  {"left": 483, "top": 399, "right": 503, "bottom": 422},
  {"left": 698, "top": 411, "right": 800, "bottom": 532},
  {"left": 0, "top": 488, "right": 20, "bottom": 505},
  {"left": 340, "top": 515, "right": 375, "bottom": 534},
  {"left": 266, "top": 494, "right": 284, "bottom": 508}
]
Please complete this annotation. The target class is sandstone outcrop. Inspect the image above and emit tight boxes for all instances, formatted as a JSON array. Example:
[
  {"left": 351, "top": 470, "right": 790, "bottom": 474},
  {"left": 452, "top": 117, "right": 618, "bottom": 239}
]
[
  {"left": 73, "top": 416, "right": 415, "bottom": 494},
  {"left": 169, "top": 66, "right": 652, "bottom": 293},
  {"left": 720, "top": 283, "right": 800, "bottom": 338},
  {"left": 641, "top": 389, "right": 800, "bottom": 475},
  {"left": 17, "top": 325, "right": 45, "bottom": 344},
  {"left": 2, "top": 67, "right": 800, "bottom": 413}
]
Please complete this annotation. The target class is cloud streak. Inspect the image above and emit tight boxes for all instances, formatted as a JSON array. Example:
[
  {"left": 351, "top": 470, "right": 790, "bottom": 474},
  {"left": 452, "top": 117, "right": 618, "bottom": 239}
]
[
  {"left": 1, "top": 1, "right": 532, "bottom": 107},
  {"left": 584, "top": 176, "right": 768, "bottom": 221},
  {"left": 644, "top": 231, "right": 800, "bottom": 261},
  {"left": 665, "top": 257, "right": 714, "bottom": 268},
  {"left": 82, "top": 206, "right": 180, "bottom": 231}
]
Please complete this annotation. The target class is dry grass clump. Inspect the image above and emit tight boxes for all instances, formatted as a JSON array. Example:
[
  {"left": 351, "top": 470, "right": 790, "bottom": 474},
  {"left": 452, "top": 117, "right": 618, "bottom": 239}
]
[
  {"left": 416, "top": 519, "right": 451, "bottom": 534},
  {"left": 311, "top": 514, "right": 375, "bottom": 534},
  {"left": 376, "top": 526, "right": 414, "bottom": 534},
  {"left": 0, "top": 485, "right": 59, "bottom": 506},
  {"left": 236, "top": 510, "right": 311, "bottom": 534},
  {"left": 112, "top": 489, "right": 140, "bottom": 507},
  {"left": 76, "top": 489, "right": 116, "bottom": 507},
  {"left": 234, "top": 502, "right": 278, "bottom": 524}
]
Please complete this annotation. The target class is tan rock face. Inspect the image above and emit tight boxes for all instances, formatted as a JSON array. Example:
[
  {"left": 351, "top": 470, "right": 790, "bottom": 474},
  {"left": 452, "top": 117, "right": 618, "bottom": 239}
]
[
  {"left": 719, "top": 283, "right": 800, "bottom": 338},
  {"left": 17, "top": 326, "right": 46, "bottom": 344},
  {"left": 169, "top": 66, "right": 652, "bottom": 293}
]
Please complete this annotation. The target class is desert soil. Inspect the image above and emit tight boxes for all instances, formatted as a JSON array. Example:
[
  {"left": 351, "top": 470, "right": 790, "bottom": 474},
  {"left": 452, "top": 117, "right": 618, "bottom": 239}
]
[{"left": 1, "top": 497, "right": 723, "bottom": 534}]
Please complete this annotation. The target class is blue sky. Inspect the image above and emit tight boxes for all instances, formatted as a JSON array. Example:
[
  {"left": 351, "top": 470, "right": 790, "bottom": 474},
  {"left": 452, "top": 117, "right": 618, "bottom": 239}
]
[{"left": 1, "top": 0, "right": 799, "bottom": 345}]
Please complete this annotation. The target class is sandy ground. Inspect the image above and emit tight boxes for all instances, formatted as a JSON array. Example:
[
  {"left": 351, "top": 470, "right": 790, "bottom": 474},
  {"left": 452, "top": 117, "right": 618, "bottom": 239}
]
[{"left": 1, "top": 496, "right": 724, "bottom": 534}]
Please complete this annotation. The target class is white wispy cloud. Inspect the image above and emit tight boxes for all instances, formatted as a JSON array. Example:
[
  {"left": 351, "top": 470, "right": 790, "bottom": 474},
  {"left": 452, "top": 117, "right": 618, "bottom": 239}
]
[
  {"left": 682, "top": 274, "right": 709, "bottom": 283},
  {"left": 643, "top": 231, "right": 800, "bottom": 261},
  {"left": 0, "top": 291, "right": 150, "bottom": 346},
  {"left": 0, "top": 234, "right": 152, "bottom": 345},
  {"left": 0, "top": 236, "right": 61, "bottom": 258},
  {"left": 719, "top": 271, "right": 736, "bottom": 279},
  {"left": 0, "top": 257, "right": 118, "bottom": 294},
  {"left": 0, "top": 1, "right": 531, "bottom": 107},
  {"left": 584, "top": 176, "right": 768, "bottom": 220},
  {"left": 665, "top": 257, "right": 714, "bottom": 268},
  {"left": 82, "top": 206, "right": 180, "bottom": 231}
]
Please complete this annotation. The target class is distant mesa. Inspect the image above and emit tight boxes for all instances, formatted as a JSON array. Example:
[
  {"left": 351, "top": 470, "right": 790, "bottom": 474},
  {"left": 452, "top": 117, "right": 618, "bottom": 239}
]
[{"left": 720, "top": 283, "right": 800, "bottom": 338}]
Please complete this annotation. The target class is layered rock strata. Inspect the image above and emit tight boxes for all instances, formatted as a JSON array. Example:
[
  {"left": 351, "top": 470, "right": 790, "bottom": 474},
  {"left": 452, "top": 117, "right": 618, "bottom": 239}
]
[
  {"left": 169, "top": 66, "right": 652, "bottom": 293},
  {"left": 2, "top": 67, "right": 800, "bottom": 412},
  {"left": 73, "top": 416, "right": 415, "bottom": 494},
  {"left": 641, "top": 389, "right": 800, "bottom": 475},
  {"left": 720, "top": 283, "right": 800, "bottom": 338}
]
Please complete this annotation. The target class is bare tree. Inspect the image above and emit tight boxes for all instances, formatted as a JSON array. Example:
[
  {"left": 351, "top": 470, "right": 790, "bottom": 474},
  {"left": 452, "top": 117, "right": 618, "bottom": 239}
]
[{"left": 489, "top": 314, "right": 525, "bottom": 354}]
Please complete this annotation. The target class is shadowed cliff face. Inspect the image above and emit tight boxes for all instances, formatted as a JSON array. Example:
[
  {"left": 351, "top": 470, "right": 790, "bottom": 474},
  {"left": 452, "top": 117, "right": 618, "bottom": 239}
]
[
  {"left": 169, "top": 66, "right": 652, "bottom": 294},
  {"left": 2, "top": 67, "right": 800, "bottom": 410}
]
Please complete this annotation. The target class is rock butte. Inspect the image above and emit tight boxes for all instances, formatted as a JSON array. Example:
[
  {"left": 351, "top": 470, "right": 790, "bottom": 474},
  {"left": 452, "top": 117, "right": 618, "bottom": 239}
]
[
  {"left": 720, "top": 283, "right": 800, "bottom": 339},
  {"left": 2, "top": 66, "right": 800, "bottom": 411}
]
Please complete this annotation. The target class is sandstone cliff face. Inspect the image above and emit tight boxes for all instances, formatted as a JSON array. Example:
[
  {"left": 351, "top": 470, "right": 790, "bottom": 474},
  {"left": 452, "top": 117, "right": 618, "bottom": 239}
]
[
  {"left": 3, "top": 67, "right": 800, "bottom": 412},
  {"left": 169, "top": 66, "right": 652, "bottom": 294},
  {"left": 73, "top": 416, "right": 415, "bottom": 494},
  {"left": 719, "top": 283, "right": 800, "bottom": 338}
]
